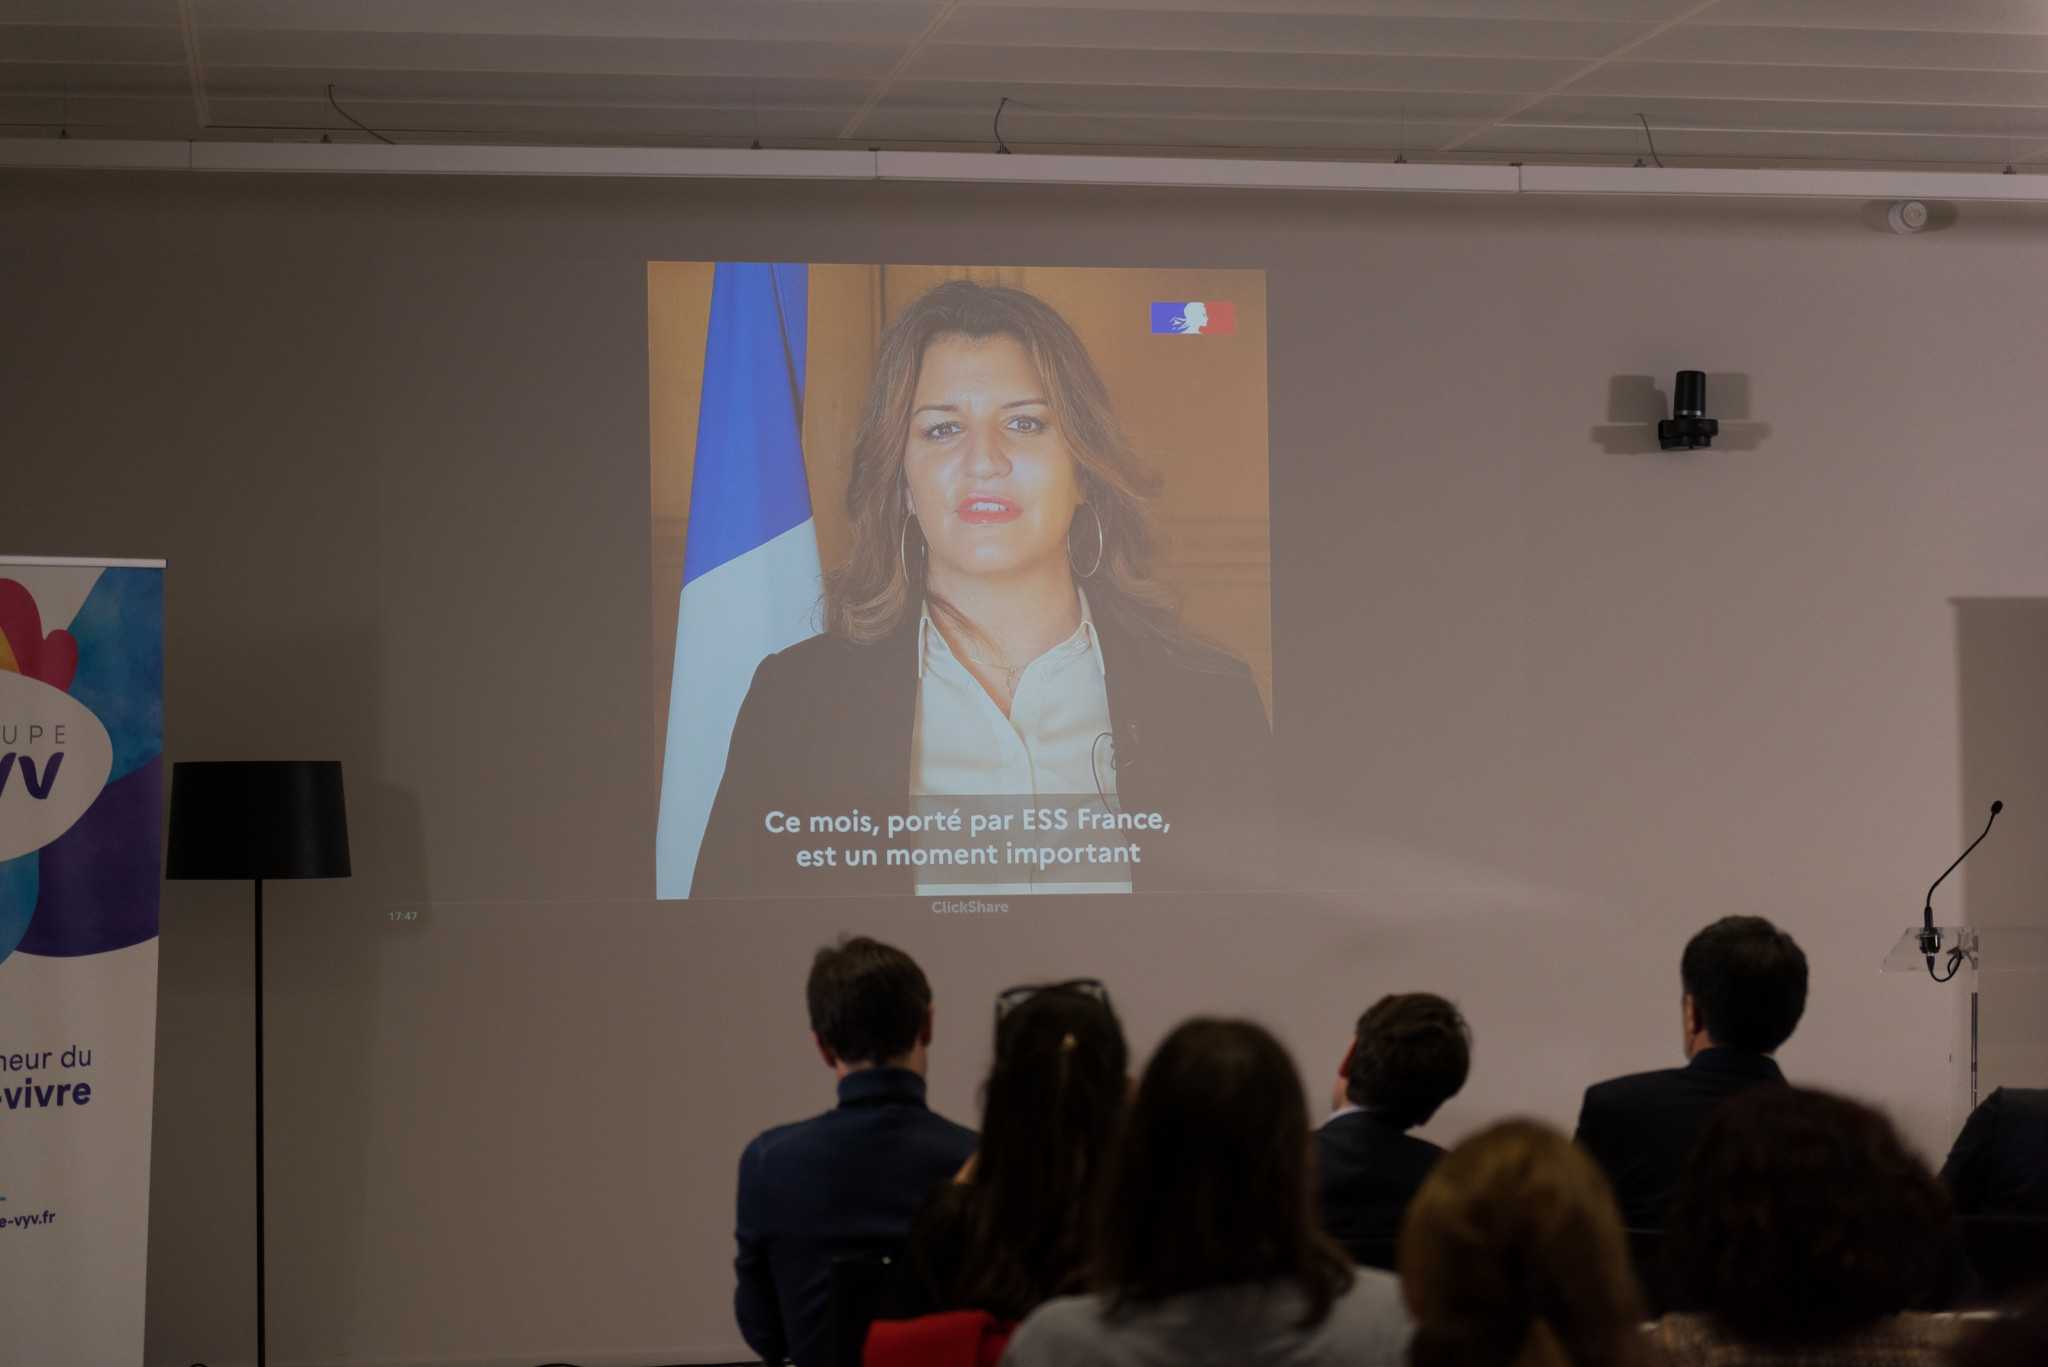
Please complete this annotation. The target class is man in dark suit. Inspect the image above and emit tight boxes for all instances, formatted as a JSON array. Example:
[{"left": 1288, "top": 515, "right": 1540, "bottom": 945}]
[
  {"left": 734, "top": 937, "right": 977, "bottom": 1367},
  {"left": 1941, "top": 1087, "right": 2048, "bottom": 1299},
  {"left": 1942, "top": 1086, "right": 2048, "bottom": 1216},
  {"left": 1315, "top": 992, "right": 1471, "bottom": 1267},
  {"left": 1575, "top": 916, "right": 1807, "bottom": 1231}
]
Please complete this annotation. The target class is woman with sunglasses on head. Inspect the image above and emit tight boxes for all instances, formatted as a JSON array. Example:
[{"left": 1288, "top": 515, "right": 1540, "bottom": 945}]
[
  {"left": 864, "top": 981, "right": 1128, "bottom": 1367},
  {"left": 690, "top": 279, "right": 1271, "bottom": 899},
  {"left": 1003, "top": 1018, "right": 1410, "bottom": 1367}
]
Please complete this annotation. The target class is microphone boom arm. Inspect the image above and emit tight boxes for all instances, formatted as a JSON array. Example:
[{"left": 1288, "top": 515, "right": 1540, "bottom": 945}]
[{"left": 1920, "top": 800, "right": 2002, "bottom": 981}]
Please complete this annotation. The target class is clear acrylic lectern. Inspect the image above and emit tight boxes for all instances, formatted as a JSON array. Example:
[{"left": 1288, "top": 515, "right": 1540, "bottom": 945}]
[{"left": 1883, "top": 925, "right": 2048, "bottom": 1123}]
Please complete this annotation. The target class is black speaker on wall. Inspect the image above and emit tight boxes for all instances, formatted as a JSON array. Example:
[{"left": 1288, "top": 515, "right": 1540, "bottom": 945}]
[{"left": 1658, "top": 370, "right": 1720, "bottom": 451}]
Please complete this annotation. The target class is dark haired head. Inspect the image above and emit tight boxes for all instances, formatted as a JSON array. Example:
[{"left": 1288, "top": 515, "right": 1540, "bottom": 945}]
[
  {"left": 948, "top": 983, "right": 1129, "bottom": 1319},
  {"left": 1680, "top": 916, "right": 1807, "bottom": 1054},
  {"left": 1401, "top": 1120, "right": 1645, "bottom": 1367},
  {"left": 805, "top": 936, "right": 931, "bottom": 1066},
  {"left": 1666, "top": 1086, "right": 1953, "bottom": 1346},
  {"left": 1345, "top": 993, "right": 1471, "bottom": 1128},
  {"left": 1094, "top": 1018, "right": 1352, "bottom": 1325}
]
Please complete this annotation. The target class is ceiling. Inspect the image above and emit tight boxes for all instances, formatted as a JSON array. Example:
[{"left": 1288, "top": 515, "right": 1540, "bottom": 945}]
[{"left": 6, "top": 0, "right": 2048, "bottom": 171}]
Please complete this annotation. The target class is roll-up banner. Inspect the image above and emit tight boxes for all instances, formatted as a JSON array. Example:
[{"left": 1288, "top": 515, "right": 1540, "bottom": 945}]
[{"left": 0, "top": 556, "right": 165, "bottom": 1366}]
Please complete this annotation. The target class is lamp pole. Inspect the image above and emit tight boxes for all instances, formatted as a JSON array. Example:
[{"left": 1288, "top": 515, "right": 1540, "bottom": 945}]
[
  {"left": 164, "top": 760, "right": 351, "bottom": 1367},
  {"left": 254, "top": 875, "right": 267, "bottom": 1367}
]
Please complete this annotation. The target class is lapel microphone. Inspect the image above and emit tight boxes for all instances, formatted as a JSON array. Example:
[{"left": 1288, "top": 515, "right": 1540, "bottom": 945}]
[{"left": 1920, "top": 801, "right": 2002, "bottom": 981}]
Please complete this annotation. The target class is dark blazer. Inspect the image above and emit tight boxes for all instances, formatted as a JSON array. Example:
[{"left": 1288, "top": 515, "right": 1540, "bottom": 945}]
[
  {"left": 1574, "top": 1047, "right": 1786, "bottom": 1230},
  {"left": 1941, "top": 1086, "right": 2048, "bottom": 1217},
  {"left": 1314, "top": 1109, "right": 1445, "bottom": 1265},
  {"left": 734, "top": 1069, "right": 977, "bottom": 1367},
  {"left": 692, "top": 610, "right": 1272, "bottom": 897}
]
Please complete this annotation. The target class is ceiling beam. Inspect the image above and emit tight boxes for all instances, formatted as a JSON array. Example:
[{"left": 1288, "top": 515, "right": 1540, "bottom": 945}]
[
  {"left": 1437, "top": 0, "right": 1724, "bottom": 155},
  {"left": 2, "top": 139, "right": 2045, "bottom": 204},
  {"left": 837, "top": 0, "right": 961, "bottom": 142},
  {"left": 176, "top": 0, "right": 210, "bottom": 130}
]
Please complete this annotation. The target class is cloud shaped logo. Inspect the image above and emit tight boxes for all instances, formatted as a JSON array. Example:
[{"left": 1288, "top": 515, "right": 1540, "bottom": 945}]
[{"left": 0, "top": 581, "right": 78, "bottom": 693}]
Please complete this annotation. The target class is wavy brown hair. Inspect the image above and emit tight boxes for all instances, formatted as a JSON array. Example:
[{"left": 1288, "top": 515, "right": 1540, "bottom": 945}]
[
  {"left": 1092, "top": 1018, "right": 1353, "bottom": 1326},
  {"left": 1665, "top": 1086, "right": 1952, "bottom": 1347},
  {"left": 823, "top": 278, "right": 1209, "bottom": 661},
  {"left": 1401, "top": 1120, "right": 1645, "bottom": 1367}
]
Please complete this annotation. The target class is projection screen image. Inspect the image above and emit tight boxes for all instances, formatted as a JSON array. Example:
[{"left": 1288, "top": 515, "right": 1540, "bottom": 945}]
[{"left": 652, "top": 264, "right": 1270, "bottom": 900}]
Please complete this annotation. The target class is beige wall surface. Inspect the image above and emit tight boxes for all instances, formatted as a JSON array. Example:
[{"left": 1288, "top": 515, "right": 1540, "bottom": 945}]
[{"left": 3, "top": 170, "right": 2047, "bottom": 1367}]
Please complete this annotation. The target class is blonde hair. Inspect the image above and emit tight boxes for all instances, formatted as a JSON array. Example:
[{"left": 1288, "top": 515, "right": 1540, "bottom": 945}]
[
  {"left": 1400, "top": 1120, "right": 1645, "bottom": 1367},
  {"left": 824, "top": 279, "right": 1208, "bottom": 661}
]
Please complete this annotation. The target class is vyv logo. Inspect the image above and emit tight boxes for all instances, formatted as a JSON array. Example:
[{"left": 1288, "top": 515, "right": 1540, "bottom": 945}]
[
  {"left": 0, "top": 670, "right": 113, "bottom": 863},
  {"left": 0, "top": 753, "right": 63, "bottom": 800}
]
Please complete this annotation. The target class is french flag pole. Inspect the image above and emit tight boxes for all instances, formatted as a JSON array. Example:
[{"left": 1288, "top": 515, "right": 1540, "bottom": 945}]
[{"left": 656, "top": 263, "right": 821, "bottom": 898}]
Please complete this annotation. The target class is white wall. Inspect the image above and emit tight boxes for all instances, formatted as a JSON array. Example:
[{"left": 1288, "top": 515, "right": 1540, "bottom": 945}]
[{"left": 2, "top": 172, "right": 2044, "bottom": 1367}]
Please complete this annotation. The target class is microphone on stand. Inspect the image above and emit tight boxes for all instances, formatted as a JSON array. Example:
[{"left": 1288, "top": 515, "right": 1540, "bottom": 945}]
[{"left": 1920, "top": 800, "right": 2001, "bottom": 981}]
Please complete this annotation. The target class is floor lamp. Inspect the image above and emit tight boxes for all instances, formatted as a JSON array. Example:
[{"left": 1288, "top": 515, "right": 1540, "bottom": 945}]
[{"left": 166, "top": 761, "right": 351, "bottom": 1367}]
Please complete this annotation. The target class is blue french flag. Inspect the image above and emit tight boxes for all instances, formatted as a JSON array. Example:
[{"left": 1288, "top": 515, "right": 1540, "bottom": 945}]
[{"left": 656, "top": 263, "right": 822, "bottom": 897}]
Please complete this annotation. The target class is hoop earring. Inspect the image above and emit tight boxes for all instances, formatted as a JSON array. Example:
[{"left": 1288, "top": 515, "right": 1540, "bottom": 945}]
[
  {"left": 1069, "top": 503, "right": 1105, "bottom": 579},
  {"left": 899, "top": 513, "right": 923, "bottom": 587}
]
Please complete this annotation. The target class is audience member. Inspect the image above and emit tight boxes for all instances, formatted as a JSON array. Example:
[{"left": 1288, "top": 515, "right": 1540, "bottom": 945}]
[
  {"left": 734, "top": 937, "right": 977, "bottom": 1367},
  {"left": 1941, "top": 1086, "right": 2048, "bottom": 1217},
  {"left": 1941, "top": 1086, "right": 2048, "bottom": 1302},
  {"left": 1651, "top": 1086, "right": 1958, "bottom": 1365},
  {"left": 1575, "top": 915, "right": 1807, "bottom": 1230},
  {"left": 866, "top": 979, "right": 1128, "bottom": 1363},
  {"left": 1317, "top": 992, "right": 1471, "bottom": 1267},
  {"left": 1400, "top": 1119, "right": 1646, "bottom": 1367},
  {"left": 1004, "top": 1018, "right": 1410, "bottom": 1367}
]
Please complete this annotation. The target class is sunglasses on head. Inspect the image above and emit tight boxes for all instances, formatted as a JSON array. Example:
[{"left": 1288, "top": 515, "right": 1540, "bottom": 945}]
[{"left": 993, "top": 978, "right": 1111, "bottom": 1032}]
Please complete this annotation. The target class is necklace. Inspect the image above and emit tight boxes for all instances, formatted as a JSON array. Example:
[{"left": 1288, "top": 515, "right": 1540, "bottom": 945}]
[{"left": 965, "top": 652, "right": 1025, "bottom": 698}]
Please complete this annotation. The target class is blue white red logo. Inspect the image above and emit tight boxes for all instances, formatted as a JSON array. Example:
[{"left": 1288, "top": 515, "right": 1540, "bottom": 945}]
[{"left": 1150, "top": 302, "right": 1236, "bottom": 335}]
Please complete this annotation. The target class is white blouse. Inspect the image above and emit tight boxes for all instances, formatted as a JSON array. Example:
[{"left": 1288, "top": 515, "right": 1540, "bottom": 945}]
[{"left": 910, "top": 591, "right": 1130, "bottom": 895}]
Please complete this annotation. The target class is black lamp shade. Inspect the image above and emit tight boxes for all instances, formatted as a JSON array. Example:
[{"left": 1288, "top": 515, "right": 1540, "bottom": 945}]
[{"left": 166, "top": 761, "right": 352, "bottom": 880}]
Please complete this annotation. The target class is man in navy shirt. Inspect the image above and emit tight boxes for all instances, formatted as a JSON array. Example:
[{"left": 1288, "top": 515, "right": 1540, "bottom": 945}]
[
  {"left": 1575, "top": 916, "right": 1807, "bottom": 1231},
  {"left": 1315, "top": 992, "right": 1470, "bottom": 1267},
  {"left": 734, "top": 936, "right": 976, "bottom": 1367}
]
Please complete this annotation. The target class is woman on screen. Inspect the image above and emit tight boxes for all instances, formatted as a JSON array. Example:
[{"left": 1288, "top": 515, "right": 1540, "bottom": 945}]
[{"left": 691, "top": 279, "right": 1269, "bottom": 898}]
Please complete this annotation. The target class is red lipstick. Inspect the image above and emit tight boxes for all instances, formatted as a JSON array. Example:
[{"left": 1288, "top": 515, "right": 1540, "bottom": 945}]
[{"left": 957, "top": 494, "right": 1022, "bottom": 525}]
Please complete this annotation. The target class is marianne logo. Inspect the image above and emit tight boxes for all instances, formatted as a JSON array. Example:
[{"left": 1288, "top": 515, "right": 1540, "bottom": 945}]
[
  {"left": 0, "top": 672, "right": 111, "bottom": 864},
  {"left": 1150, "top": 302, "right": 1236, "bottom": 335}
]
